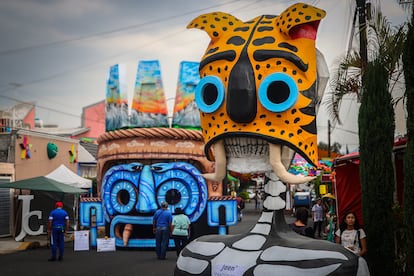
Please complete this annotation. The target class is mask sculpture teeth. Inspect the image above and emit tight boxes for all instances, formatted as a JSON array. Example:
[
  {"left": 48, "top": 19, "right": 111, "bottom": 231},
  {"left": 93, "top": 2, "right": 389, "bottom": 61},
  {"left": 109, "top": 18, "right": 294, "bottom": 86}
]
[{"left": 203, "top": 139, "right": 315, "bottom": 184}]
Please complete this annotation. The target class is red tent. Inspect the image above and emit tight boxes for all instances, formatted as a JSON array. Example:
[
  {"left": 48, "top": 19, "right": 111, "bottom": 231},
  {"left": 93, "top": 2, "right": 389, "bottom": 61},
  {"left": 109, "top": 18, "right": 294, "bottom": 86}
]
[
  {"left": 332, "top": 152, "right": 364, "bottom": 225},
  {"left": 332, "top": 138, "right": 407, "bottom": 227}
]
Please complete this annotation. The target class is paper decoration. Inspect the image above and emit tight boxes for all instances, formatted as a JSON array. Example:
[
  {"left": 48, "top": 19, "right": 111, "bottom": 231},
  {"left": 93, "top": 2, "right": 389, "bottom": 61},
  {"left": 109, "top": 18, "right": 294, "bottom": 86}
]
[
  {"left": 47, "top": 142, "right": 58, "bottom": 159},
  {"left": 69, "top": 144, "right": 77, "bottom": 163},
  {"left": 20, "top": 136, "right": 32, "bottom": 159}
]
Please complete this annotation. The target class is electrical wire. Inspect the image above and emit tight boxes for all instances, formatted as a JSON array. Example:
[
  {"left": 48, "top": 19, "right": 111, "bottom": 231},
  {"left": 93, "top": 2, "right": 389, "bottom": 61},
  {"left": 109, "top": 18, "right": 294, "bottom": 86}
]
[
  {"left": 0, "top": 0, "right": 270, "bottom": 124},
  {"left": 0, "top": 0, "right": 242, "bottom": 56}
]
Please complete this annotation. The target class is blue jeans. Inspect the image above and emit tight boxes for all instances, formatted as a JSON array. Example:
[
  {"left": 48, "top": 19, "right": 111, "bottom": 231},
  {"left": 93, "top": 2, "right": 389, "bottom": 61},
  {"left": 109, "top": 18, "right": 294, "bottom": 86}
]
[
  {"left": 155, "top": 227, "right": 170, "bottom": 259},
  {"left": 51, "top": 227, "right": 65, "bottom": 259}
]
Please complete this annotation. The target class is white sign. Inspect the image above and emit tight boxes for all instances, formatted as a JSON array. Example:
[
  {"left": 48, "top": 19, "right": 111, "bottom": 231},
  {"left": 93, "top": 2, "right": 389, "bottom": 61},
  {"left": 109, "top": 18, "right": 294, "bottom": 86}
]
[
  {"left": 15, "top": 195, "right": 44, "bottom": 241},
  {"left": 96, "top": 238, "right": 116, "bottom": 252},
  {"left": 74, "top": 230, "right": 90, "bottom": 251}
]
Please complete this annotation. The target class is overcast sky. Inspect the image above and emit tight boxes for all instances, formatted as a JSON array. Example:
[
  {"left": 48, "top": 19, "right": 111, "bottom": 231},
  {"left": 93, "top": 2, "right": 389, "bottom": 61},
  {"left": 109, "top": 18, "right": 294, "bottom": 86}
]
[{"left": 0, "top": 0, "right": 409, "bottom": 151}]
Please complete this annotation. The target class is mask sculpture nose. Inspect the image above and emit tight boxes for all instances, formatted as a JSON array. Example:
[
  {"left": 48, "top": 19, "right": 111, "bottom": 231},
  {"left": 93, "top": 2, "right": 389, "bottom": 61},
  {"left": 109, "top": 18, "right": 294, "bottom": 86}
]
[
  {"left": 136, "top": 165, "right": 158, "bottom": 213},
  {"left": 227, "top": 58, "right": 256, "bottom": 123}
]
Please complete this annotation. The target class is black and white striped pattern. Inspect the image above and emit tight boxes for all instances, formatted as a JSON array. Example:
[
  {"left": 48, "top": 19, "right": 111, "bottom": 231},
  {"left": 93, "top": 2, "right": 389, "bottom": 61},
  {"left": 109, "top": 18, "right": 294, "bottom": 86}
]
[{"left": 175, "top": 175, "right": 370, "bottom": 276}]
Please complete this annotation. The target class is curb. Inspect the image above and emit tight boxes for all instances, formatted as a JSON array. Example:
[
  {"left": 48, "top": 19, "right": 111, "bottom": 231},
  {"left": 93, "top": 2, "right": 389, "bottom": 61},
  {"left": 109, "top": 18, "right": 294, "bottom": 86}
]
[{"left": 17, "top": 241, "right": 42, "bottom": 251}]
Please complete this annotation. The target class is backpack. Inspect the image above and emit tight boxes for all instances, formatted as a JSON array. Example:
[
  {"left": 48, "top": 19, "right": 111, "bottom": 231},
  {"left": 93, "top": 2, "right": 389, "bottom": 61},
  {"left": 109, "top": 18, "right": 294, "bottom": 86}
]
[{"left": 340, "top": 228, "right": 361, "bottom": 248}]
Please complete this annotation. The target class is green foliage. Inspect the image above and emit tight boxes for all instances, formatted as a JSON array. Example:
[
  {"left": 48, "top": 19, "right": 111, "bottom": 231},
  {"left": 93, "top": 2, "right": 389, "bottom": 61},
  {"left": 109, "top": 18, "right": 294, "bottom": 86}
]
[
  {"left": 312, "top": 174, "right": 322, "bottom": 199},
  {"left": 317, "top": 141, "right": 342, "bottom": 154},
  {"left": 359, "top": 59, "right": 395, "bottom": 274},
  {"left": 393, "top": 203, "right": 407, "bottom": 274},
  {"left": 238, "top": 191, "right": 250, "bottom": 201},
  {"left": 326, "top": 6, "right": 406, "bottom": 124},
  {"left": 402, "top": 7, "right": 414, "bottom": 274}
]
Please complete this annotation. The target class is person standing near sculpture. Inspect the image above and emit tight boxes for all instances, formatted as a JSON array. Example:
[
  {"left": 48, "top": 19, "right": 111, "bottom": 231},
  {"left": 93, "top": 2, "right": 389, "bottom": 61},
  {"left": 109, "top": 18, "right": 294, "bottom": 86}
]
[
  {"left": 153, "top": 201, "right": 172, "bottom": 260},
  {"left": 254, "top": 190, "right": 262, "bottom": 210},
  {"left": 335, "top": 211, "right": 367, "bottom": 257},
  {"left": 311, "top": 198, "right": 324, "bottom": 238},
  {"left": 171, "top": 207, "right": 191, "bottom": 256},
  {"left": 290, "top": 207, "right": 314, "bottom": 238},
  {"left": 47, "top": 201, "right": 69, "bottom": 261}
]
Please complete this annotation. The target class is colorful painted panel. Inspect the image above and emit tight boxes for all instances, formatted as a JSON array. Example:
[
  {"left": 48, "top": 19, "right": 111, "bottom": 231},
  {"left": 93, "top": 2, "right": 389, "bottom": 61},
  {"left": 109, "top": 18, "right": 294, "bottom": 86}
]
[
  {"left": 105, "top": 64, "right": 129, "bottom": 131},
  {"left": 130, "top": 60, "right": 169, "bottom": 128},
  {"left": 172, "top": 61, "right": 201, "bottom": 129}
]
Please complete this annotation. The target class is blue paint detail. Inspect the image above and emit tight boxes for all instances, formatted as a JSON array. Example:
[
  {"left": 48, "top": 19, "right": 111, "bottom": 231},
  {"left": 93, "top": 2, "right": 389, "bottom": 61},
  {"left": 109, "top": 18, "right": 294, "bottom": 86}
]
[
  {"left": 97, "top": 161, "right": 209, "bottom": 248},
  {"left": 111, "top": 181, "right": 137, "bottom": 214},
  {"left": 195, "top": 76, "right": 225, "bottom": 113},
  {"left": 218, "top": 226, "right": 227, "bottom": 235},
  {"left": 151, "top": 162, "right": 207, "bottom": 221},
  {"left": 102, "top": 163, "right": 142, "bottom": 216},
  {"left": 258, "top": 72, "right": 298, "bottom": 112},
  {"left": 90, "top": 226, "right": 97, "bottom": 247},
  {"left": 79, "top": 202, "right": 105, "bottom": 227},
  {"left": 136, "top": 165, "right": 158, "bottom": 213},
  {"left": 110, "top": 215, "right": 174, "bottom": 248},
  {"left": 207, "top": 199, "right": 238, "bottom": 227},
  {"left": 112, "top": 214, "right": 153, "bottom": 225},
  {"left": 114, "top": 237, "right": 175, "bottom": 248}
]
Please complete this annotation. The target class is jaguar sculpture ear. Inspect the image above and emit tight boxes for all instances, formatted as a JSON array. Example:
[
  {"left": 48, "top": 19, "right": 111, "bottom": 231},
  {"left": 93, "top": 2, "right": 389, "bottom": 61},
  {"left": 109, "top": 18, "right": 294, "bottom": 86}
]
[
  {"left": 276, "top": 2, "right": 326, "bottom": 40},
  {"left": 187, "top": 12, "right": 243, "bottom": 42}
]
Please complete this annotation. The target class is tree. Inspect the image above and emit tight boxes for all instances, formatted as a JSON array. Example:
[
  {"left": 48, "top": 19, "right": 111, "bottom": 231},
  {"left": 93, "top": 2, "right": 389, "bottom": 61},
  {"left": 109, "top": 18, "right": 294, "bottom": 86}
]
[
  {"left": 318, "top": 142, "right": 342, "bottom": 154},
  {"left": 359, "top": 59, "right": 395, "bottom": 274},
  {"left": 325, "top": 5, "right": 407, "bottom": 273},
  {"left": 402, "top": 4, "right": 414, "bottom": 274},
  {"left": 325, "top": 6, "right": 406, "bottom": 124}
]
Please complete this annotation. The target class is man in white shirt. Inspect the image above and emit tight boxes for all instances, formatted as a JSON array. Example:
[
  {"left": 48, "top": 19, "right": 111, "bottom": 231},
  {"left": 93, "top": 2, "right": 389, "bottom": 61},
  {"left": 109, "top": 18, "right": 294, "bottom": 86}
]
[{"left": 312, "top": 198, "right": 324, "bottom": 238}]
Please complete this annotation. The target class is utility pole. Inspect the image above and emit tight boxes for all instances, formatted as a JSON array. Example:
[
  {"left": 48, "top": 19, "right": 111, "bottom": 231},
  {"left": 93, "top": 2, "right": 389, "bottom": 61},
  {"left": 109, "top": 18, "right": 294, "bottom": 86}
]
[
  {"left": 356, "top": 0, "right": 368, "bottom": 78},
  {"left": 328, "top": 120, "right": 331, "bottom": 158}
]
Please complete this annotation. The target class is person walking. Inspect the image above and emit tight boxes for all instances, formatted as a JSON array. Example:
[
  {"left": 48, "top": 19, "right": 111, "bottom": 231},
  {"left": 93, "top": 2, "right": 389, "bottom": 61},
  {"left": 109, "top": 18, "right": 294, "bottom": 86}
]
[
  {"left": 171, "top": 207, "right": 191, "bottom": 256},
  {"left": 254, "top": 190, "right": 262, "bottom": 210},
  {"left": 335, "top": 211, "right": 367, "bottom": 257},
  {"left": 311, "top": 198, "right": 324, "bottom": 238},
  {"left": 153, "top": 201, "right": 172, "bottom": 260},
  {"left": 47, "top": 201, "right": 69, "bottom": 261},
  {"left": 236, "top": 195, "right": 245, "bottom": 221}
]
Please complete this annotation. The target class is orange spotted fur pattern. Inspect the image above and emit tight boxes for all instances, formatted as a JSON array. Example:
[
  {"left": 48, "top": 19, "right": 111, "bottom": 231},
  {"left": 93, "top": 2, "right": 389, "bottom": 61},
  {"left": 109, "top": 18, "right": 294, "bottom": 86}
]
[{"left": 188, "top": 3, "right": 326, "bottom": 166}]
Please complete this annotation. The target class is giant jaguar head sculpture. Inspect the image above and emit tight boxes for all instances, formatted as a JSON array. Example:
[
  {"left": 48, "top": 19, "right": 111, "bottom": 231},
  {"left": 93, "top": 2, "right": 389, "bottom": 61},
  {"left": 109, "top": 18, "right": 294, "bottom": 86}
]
[{"left": 190, "top": 2, "right": 329, "bottom": 184}]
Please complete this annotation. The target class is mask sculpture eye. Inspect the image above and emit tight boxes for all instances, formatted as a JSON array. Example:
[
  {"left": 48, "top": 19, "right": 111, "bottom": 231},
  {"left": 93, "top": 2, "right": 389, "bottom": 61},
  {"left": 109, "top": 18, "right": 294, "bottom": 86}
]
[
  {"left": 258, "top": 72, "right": 298, "bottom": 113},
  {"left": 195, "top": 75, "right": 225, "bottom": 113}
]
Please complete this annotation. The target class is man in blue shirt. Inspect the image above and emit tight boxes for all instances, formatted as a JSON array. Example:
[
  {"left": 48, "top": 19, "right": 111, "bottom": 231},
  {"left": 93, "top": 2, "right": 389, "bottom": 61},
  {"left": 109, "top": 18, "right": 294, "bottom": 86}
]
[
  {"left": 47, "top": 201, "right": 69, "bottom": 261},
  {"left": 152, "top": 201, "right": 172, "bottom": 260}
]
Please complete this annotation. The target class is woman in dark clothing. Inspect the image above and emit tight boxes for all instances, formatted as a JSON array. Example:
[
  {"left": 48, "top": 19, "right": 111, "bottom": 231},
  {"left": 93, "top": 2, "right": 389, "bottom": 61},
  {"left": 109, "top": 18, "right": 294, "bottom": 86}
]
[{"left": 290, "top": 207, "right": 314, "bottom": 238}]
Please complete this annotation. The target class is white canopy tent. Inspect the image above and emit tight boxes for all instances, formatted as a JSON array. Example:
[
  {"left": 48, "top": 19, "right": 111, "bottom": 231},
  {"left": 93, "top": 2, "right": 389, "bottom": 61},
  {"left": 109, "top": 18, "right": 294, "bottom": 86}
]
[
  {"left": 46, "top": 164, "right": 92, "bottom": 189},
  {"left": 45, "top": 164, "right": 92, "bottom": 231}
]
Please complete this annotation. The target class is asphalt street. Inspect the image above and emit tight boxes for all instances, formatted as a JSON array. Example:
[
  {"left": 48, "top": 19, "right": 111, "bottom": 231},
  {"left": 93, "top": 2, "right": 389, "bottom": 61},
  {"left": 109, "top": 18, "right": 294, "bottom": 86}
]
[{"left": 0, "top": 202, "right": 273, "bottom": 276}]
